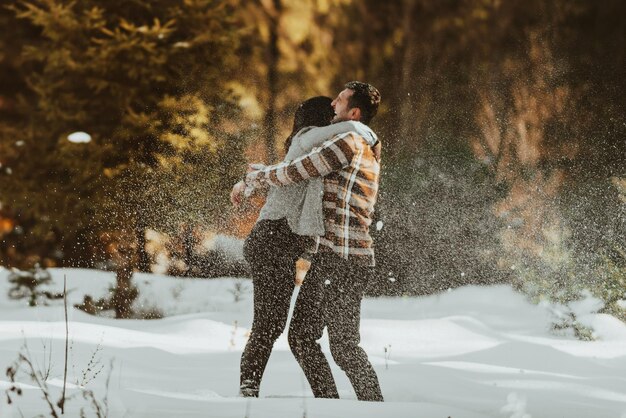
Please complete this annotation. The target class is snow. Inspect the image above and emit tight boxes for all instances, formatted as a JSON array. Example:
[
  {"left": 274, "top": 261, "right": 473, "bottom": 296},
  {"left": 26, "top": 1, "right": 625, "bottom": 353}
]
[
  {"left": 1, "top": 267, "right": 625, "bottom": 418},
  {"left": 67, "top": 131, "right": 92, "bottom": 143}
]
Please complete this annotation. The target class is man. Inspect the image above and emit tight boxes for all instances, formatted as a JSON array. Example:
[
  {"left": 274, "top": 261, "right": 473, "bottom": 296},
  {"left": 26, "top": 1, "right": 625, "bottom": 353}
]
[{"left": 241, "top": 81, "right": 383, "bottom": 402}]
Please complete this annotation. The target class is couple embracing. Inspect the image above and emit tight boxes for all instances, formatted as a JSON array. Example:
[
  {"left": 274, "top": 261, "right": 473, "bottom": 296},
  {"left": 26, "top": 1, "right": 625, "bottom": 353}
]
[{"left": 231, "top": 81, "right": 383, "bottom": 402}]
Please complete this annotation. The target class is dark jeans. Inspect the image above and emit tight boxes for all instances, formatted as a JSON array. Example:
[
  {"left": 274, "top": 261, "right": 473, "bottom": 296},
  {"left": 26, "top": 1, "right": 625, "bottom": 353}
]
[
  {"left": 288, "top": 252, "right": 384, "bottom": 402},
  {"left": 240, "top": 218, "right": 306, "bottom": 396}
]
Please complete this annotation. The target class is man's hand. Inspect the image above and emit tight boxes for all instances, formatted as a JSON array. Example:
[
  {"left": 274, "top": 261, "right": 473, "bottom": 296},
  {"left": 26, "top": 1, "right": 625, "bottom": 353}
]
[
  {"left": 230, "top": 180, "right": 247, "bottom": 207},
  {"left": 248, "top": 163, "right": 265, "bottom": 173}
]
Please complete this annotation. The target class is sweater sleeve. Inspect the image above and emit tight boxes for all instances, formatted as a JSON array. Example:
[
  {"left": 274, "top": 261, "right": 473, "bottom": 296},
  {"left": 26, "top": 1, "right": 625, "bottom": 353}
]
[{"left": 245, "top": 133, "right": 357, "bottom": 189}]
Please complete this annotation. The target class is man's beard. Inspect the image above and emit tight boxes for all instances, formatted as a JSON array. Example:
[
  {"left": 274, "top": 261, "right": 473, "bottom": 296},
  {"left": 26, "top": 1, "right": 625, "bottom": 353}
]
[{"left": 331, "top": 114, "right": 345, "bottom": 124}]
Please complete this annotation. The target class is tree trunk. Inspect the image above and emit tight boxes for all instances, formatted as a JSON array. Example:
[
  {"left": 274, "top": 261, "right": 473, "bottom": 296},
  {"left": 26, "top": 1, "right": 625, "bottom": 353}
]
[
  {"left": 397, "top": 0, "right": 419, "bottom": 152},
  {"left": 113, "top": 240, "right": 137, "bottom": 319},
  {"left": 387, "top": 0, "right": 418, "bottom": 159},
  {"left": 263, "top": 0, "right": 282, "bottom": 163},
  {"left": 182, "top": 223, "right": 194, "bottom": 277},
  {"left": 135, "top": 217, "right": 150, "bottom": 273},
  {"left": 114, "top": 259, "right": 136, "bottom": 319}
]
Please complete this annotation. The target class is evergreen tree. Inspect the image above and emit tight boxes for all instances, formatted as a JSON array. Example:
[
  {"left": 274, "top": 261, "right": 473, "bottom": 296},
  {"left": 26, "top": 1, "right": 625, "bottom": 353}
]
[{"left": 0, "top": 0, "right": 247, "bottom": 269}]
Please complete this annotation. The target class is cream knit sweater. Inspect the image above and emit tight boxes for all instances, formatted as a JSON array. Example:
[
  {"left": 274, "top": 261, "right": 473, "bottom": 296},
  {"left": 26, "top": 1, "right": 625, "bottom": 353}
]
[{"left": 257, "top": 121, "right": 378, "bottom": 236}]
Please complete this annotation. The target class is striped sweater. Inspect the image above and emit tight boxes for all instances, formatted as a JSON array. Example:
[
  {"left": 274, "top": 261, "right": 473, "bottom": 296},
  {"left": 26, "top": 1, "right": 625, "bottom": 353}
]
[{"left": 245, "top": 131, "right": 381, "bottom": 266}]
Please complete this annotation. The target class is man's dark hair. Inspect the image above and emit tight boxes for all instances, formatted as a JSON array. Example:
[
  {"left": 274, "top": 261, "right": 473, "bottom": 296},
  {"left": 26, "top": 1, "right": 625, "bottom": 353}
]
[{"left": 344, "top": 81, "right": 381, "bottom": 125}]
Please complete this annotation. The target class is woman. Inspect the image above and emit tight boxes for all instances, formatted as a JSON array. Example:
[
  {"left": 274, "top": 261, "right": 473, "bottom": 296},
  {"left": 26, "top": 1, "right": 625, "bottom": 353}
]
[
  {"left": 237, "top": 96, "right": 377, "bottom": 397},
  {"left": 238, "top": 96, "right": 333, "bottom": 397}
]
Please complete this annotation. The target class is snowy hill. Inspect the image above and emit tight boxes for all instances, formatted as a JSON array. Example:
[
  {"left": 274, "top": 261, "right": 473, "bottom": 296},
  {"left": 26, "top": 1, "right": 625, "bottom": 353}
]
[{"left": 1, "top": 267, "right": 625, "bottom": 418}]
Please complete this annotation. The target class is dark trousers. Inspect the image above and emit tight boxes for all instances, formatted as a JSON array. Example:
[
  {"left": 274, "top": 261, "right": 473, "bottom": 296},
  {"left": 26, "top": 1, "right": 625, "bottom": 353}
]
[
  {"left": 240, "top": 219, "right": 306, "bottom": 395},
  {"left": 288, "top": 252, "right": 384, "bottom": 402}
]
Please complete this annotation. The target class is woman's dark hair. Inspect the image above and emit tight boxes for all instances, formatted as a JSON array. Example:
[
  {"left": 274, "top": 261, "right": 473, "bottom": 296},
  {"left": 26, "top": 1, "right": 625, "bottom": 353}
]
[{"left": 284, "top": 96, "right": 334, "bottom": 153}]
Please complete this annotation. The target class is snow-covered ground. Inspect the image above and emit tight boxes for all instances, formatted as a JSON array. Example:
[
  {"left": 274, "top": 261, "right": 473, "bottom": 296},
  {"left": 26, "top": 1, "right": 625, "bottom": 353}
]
[{"left": 1, "top": 267, "right": 625, "bottom": 418}]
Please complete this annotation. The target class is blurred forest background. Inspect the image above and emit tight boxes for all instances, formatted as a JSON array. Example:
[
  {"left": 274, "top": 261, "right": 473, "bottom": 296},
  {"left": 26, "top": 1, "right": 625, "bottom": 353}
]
[{"left": 0, "top": 0, "right": 624, "bottom": 316}]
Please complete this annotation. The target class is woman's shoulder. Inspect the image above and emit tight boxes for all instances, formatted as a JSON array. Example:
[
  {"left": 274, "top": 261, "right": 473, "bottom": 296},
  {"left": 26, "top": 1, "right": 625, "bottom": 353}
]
[
  {"left": 299, "top": 121, "right": 376, "bottom": 143},
  {"left": 286, "top": 121, "right": 378, "bottom": 158},
  {"left": 334, "top": 121, "right": 378, "bottom": 143}
]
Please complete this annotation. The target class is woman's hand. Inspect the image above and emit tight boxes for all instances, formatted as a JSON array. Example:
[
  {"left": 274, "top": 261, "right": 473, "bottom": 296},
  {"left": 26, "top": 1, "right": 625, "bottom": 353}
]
[{"left": 230, "top": 180, "right": 247, "bottom": 207}]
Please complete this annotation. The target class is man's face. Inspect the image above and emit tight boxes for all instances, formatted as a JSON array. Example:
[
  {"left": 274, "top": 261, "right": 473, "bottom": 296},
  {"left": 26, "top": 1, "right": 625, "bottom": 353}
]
[{"left": 331, "top": 88, "right": 356, "bottom": 123}]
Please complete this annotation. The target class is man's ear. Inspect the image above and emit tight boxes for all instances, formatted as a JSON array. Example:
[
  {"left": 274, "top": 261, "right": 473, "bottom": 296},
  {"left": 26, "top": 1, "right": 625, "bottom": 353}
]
[{"left": 348, "top": 107, "right": 361, "bottom": 121}]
